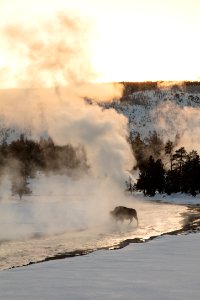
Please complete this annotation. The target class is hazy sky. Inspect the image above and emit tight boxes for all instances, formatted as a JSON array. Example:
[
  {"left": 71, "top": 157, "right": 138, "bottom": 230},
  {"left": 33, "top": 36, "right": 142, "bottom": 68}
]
[{"left": 0, "top": 0, "right": 200, "bottom": 84}]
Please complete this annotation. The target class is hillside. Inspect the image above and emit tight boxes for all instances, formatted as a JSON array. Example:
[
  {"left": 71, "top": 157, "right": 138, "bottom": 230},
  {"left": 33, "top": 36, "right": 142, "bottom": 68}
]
[{"left": 104, "top": 86, "right": 200, "bottom": 144}]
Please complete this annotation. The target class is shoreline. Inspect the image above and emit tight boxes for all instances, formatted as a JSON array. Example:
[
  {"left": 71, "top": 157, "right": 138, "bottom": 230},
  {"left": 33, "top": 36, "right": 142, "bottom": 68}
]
[{"left": 7, "top": 204, "right": 200, "bottom": 270}]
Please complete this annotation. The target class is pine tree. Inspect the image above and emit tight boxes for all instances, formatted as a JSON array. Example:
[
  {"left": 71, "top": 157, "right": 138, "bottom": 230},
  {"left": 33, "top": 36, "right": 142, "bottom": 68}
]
[
  {"left": 137, "top": 156, "right": 165, "bottom": 196},
  {"left": 182, "top": 150, "right": 200, "bottom": 196},
  {"left": 172, "top": 147, "right": 187, "bottom": 192},
  {"left": 165, "top": 140, "right": 174, "bottom": 171},
  {"left": 146, "top": 131, "right": 164, "bottom": 159}
]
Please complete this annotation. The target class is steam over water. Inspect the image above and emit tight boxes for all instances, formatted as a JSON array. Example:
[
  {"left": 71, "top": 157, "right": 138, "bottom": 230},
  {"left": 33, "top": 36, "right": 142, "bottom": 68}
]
[
  {"left": 0, "top": 14, "right": 137, "bottom": 271},
  {"left": 0, "top": 13, "right": 192, "bottom": 271},
  {"left": 0, "top": 191, "right": 187, "bottom": 270}
]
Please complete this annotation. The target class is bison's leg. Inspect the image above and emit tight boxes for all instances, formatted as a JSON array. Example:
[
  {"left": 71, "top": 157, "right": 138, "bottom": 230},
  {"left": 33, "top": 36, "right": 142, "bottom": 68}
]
[
  {"left": 134, "top": 216, "right": 139, "bottom": 226},
  {"left": 129, "top": 216, "right": 133, "bottom": 224},
  {"left": 130, "top": 215, "right": 139, "bottom": 226}
]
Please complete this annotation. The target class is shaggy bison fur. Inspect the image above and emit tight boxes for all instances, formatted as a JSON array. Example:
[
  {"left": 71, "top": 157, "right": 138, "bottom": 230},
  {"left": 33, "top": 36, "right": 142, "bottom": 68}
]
[{"left": 110, "top": 206, "right": 138, "bottom": 225}]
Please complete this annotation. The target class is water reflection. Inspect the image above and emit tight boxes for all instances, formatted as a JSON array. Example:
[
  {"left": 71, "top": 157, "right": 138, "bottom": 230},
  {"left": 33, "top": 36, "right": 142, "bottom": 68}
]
[{"left": 0, "top": 198, "right": 187, "bottom": 270}]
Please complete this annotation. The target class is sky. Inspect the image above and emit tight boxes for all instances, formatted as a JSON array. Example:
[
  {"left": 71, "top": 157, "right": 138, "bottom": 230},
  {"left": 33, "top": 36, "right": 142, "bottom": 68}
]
[{"left": 0, "top": 0, "right": 200, "bottom": 86}]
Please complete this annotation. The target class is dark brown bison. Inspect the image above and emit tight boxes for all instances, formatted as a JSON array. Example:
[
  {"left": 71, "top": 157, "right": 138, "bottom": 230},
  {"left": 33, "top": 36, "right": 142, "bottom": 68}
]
[{"left": 110, "top": 206, "right": 138, "bottom": 225}]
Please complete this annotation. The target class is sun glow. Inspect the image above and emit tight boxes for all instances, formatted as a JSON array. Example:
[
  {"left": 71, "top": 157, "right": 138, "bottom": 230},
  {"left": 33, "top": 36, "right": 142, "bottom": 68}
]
[{"left": 0, "top": 0, "right": 200, "bottom": 87}]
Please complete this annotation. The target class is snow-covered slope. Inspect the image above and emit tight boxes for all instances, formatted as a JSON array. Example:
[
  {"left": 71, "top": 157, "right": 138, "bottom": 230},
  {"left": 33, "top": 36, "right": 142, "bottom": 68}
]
[
  {"left": 2, "top": 88, "right": 200, "bottom": 146},
  {"left": 104, "top": 89, "right": 200, "bottom": 143}
]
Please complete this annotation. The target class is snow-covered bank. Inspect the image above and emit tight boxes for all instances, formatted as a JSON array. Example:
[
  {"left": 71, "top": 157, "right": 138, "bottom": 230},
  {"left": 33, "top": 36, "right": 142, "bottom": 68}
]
[
  {"left": 0, "top": 233, "right": 200, "bottom": 300},
  {"left": 134, "top": 191, "right": 200, "bottom": 205}
]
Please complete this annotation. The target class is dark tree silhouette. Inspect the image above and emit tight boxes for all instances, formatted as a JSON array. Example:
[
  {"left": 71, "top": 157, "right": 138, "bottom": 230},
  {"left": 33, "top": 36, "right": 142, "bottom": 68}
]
[
  {"left": 137, "top": 156, "right": 165, "bottom": 196},
  {"left": 165, "top": 140, "right": 174, "bottom": 171},
  {"left": 146, "top": 132, "right": 164, "bottom": 159},
  {"left": 181, "top": 150, "right": 200, "bottom": 196},
  {"left": 11, "top": 176, "right": 32, "bottom": 200}
]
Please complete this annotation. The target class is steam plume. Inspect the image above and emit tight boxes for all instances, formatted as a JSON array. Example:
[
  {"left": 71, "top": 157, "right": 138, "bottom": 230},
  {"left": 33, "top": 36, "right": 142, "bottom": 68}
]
[
  {"left": 153, "top": 101, "right": 200, "bottom": 153},
  {"left": 0, "top": 13, "right": 135, "bottom": 240}
]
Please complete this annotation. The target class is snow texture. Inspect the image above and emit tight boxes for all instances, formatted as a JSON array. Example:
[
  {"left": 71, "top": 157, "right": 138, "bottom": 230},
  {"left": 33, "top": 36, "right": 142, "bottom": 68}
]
[
  {"left": 135, "top": 191, "right": 200, "bottom": 205},
  {"left": 0, "top": 233, "right": 200, "bottom": 300},
  {"left": 104, "top": 89, "right": 200, "bottom": 142}
]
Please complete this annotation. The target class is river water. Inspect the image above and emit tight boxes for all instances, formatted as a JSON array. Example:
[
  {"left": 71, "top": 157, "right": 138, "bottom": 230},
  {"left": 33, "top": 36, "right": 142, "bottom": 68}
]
[{"left": 0, "top": 196, "right": 188, "bottom": 270}]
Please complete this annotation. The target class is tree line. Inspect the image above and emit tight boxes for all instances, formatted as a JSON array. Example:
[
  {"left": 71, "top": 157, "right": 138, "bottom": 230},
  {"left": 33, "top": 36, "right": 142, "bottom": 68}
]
[
  {"left": 121, "top": 81, "right": 200, "bottom": 99},
  {"left": 129, "top": 133, "right": 200, "bottom": 197},
  {"left": 0, "top": 134, "right": 88, "bottom": 199},
  {"left": 1, "top": 130, "right": 199, "bottom": 199}
]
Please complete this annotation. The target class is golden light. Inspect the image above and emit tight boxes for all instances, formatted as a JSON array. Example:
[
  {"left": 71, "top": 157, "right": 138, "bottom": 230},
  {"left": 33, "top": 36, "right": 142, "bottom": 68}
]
[{"left": 0, "top": 0, "right": 200, "bottom": 88}]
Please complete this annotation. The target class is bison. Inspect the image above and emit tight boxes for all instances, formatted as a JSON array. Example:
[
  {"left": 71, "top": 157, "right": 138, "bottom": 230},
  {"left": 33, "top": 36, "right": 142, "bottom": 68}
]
[{"left": 110, "top": 206, "right": 138, "bottom": 225}]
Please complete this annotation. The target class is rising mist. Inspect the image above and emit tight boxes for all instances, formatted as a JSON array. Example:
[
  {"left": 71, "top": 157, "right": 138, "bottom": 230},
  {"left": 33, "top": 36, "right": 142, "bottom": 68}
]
[{"left": 0, "top": 12, "right": 135, "bottom": 240}]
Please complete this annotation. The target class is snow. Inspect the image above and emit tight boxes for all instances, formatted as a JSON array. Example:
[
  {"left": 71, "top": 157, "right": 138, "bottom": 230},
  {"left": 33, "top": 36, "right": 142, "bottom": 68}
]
[
  {"left": 134, "top": 191, "right": 200, "bottom": 205},
  {"left": 0, "top": 233, "right": 200, "bottom": 300},
  {"left": 155, "top": 193, "right": 200, "bottom": 205},
  {"left": 104, "top": 89, "right": 200, "bottom": 141}
]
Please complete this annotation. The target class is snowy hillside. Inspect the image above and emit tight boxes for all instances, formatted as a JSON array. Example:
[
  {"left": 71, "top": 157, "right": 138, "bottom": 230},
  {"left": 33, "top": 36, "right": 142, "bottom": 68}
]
[
  {"left": 1, "top": 87, "right": 200, "bottom": 147},
  {"left": 104, "top": 89, "right": 200, "bottom": 143}
]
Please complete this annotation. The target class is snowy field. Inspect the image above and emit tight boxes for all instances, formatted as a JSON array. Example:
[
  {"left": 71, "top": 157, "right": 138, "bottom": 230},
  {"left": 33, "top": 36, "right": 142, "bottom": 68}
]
[{"left": 0, "top": 233, "right": 200, "bottom": 300}]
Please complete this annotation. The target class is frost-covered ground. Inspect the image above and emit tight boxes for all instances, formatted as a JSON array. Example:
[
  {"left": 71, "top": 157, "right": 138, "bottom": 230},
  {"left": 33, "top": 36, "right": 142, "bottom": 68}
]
[{"left": 0, "top": 233, "right": 200, "bottom": 300}]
